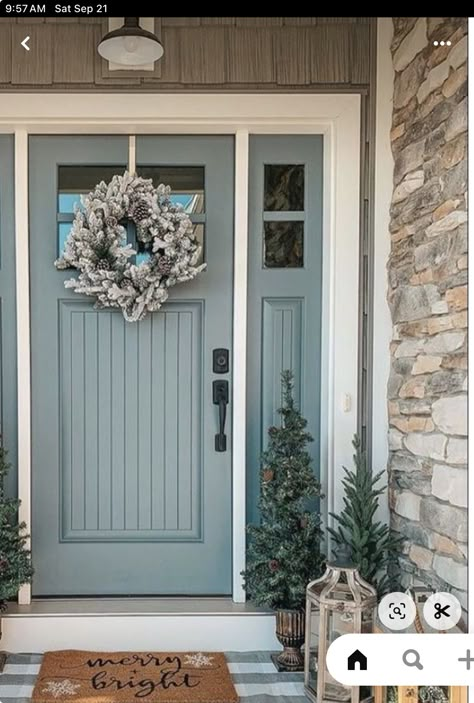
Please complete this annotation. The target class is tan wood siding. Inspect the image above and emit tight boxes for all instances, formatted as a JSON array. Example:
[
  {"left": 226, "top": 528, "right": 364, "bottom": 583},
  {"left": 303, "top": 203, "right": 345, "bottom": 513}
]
[
  {"left": 53, "top": 24, "right": 96, "bottom": 84},
  {"left": 11, "top": 23, "right": 53, "bottom": 84},
  {"left": 0, "top": 17, "right": 373, "bottom": 90}
]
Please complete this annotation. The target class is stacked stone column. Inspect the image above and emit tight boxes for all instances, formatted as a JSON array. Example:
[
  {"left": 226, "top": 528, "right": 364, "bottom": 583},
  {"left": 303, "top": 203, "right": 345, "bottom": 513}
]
[{"left": 388, "top": 18, "right": 467, "bottom": 612}]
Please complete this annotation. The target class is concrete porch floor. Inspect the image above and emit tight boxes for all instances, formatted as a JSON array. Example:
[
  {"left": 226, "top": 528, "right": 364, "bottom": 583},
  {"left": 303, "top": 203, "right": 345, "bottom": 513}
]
[{"left": 0, "top": 651, "right": 306, "bottom": 702}]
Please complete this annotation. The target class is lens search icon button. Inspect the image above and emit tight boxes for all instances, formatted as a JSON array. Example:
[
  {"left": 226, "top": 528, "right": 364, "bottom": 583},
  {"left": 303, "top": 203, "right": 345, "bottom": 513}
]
[
  {"left": 403, "top": 649, "right": 424, "bottom": 671},
  {"left": 378, "top": 592, "right": 417, "bottom": 631}
]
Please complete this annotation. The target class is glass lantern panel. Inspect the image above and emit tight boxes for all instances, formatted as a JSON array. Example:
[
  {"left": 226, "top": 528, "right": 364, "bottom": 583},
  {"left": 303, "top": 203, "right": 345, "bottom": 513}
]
[
  {"left": 306, "top": 605, "right": 319, "bottom": 694},
  {"left": 307, "top": 601, "right": 375, "bottom": 703},
  {"left": 324, "top": 609, "right": 353, "bottom": 702}
]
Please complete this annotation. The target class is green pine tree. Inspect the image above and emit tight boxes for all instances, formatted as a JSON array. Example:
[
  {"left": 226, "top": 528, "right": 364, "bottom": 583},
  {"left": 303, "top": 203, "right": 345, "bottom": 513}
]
[
  {"left": 328, "top": 436, "right": 401, "bottom": 594},
  {"left": 0, "top": 443, "right": 33, "bottom": 610},
  {"left": 242, "top": 370, "right": 324, "bottom": 611}
]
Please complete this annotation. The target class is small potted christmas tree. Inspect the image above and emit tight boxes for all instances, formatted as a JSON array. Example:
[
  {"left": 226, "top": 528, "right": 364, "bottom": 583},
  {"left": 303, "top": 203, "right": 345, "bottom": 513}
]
[
  {"left": 243, "top": 371, "right": 324, "bottom": 671},
  {"left": 0, "top": 442, "right": 33, "bottom": 630},
  {"left": 328, "top": 436, "right": 401, "bottom": 595}
]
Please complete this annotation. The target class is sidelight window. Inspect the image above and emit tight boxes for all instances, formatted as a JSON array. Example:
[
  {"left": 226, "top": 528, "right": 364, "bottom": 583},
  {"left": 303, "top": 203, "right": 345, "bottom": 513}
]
[{"left": 263, "top": 163, "right": 305, "bottom": 268}]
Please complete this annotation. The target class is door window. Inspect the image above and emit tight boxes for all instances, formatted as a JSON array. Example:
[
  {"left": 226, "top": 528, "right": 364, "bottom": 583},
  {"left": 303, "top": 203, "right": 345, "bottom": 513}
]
[
  {"left": 57, "top": 165, "right": 205, "bottom": 266},
  {"left": 262, "top": 163, "right": 305, "bottom": 268},
  {"left": 57, "top": 165, "right": 127, "bottom": 257},
  {"left": 137, "top": 165, "right": 206, "bottom": 264}
]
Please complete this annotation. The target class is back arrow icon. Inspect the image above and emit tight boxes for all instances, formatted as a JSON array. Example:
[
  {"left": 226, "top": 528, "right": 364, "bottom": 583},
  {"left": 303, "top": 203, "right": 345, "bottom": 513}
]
[{"left": 21, "top": 36, "right": 30, "bottom": 51}]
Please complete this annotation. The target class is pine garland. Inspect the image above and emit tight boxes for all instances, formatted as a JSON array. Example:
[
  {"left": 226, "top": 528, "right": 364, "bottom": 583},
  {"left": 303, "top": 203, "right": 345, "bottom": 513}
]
[
  {"left": 55, "top": 172, "right": 205, "bottom": 322},
  {"left": 242, "top": 371, "right": 325, "bottom": 610},
  {"left": 0, "top": 444, "right": 33, "bottom": 610}
]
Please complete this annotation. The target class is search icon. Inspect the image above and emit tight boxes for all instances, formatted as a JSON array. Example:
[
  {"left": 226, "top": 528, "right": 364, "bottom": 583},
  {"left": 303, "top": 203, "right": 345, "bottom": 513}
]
[{"left": 403, "top": 649, "right": 424, "bottom": 670}]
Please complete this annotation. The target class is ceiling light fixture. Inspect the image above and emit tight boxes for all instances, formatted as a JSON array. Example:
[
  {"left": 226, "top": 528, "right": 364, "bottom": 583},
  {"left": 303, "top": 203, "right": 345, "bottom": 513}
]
[{"left": 98, "top": 17, "right": 164, "bottom": 67}]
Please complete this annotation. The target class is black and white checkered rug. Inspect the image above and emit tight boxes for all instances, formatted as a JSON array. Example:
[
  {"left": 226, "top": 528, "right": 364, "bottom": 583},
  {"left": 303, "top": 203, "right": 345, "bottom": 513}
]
[{"left": 0, "top": 652, "right": 306, "bottom": 702}]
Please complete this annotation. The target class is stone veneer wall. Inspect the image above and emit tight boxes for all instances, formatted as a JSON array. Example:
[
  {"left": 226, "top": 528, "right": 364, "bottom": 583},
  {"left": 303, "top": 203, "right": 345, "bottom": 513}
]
[{"left": 387, "top": 18, "right": 468, "bottom": 611}]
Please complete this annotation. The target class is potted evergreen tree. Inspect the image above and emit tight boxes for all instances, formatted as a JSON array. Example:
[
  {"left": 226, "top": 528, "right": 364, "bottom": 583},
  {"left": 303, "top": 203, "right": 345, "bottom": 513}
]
[
  {"left": 328, "top": 436, "right": 401, "bottom": 595},
  {"left": 0, "top": 442, "right": 33, "bottom": 660},
  {"left": 242, "top": 371, "right": 324, "bottom": 671}
]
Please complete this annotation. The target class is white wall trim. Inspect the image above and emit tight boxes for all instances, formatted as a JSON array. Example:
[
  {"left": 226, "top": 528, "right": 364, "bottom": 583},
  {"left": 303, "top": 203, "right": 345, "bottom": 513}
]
[
  {"left": 3, "top": 93, "right": 360, "bottom": 605},
  {"left": 372, "top": 19, "right": 394, "bottom": 522},
  {"left": 320, "top": 122, "right": 336, "bottom": 531},
  {"left": 324, "top": 108, "right": 361, "bottom": 519},
  {"left": 14, "top": 129, "right": 32, "bottom": 605},
  {"left": 233, "top": 130, "right": 249, "bottom": 603}
]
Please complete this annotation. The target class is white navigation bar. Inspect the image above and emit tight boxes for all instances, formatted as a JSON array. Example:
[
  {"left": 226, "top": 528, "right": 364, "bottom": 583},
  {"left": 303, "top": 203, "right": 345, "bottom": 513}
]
[{"left": 327, "top": 634, "right": 473, "bottom": 685}]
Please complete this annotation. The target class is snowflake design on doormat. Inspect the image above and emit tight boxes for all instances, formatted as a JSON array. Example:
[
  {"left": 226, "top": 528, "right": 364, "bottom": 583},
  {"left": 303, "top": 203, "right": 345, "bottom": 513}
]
[
  {"left": 184, "top": 652, "right": 215, "bottom": 668},
  {"left": 42, "top": 679, "right": 81, "bottom": 698}
]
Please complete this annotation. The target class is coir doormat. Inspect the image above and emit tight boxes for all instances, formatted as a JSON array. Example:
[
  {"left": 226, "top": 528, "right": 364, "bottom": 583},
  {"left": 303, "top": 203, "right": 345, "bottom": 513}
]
[{"left": 32, "top": 650, "right": 238, "bottom": 703}]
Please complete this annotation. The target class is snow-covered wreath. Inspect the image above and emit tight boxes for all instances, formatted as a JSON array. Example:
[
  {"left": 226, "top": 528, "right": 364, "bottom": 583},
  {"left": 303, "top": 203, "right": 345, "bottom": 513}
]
[{"left": 55, "top": 172, "right": 205, "bottom": 322}]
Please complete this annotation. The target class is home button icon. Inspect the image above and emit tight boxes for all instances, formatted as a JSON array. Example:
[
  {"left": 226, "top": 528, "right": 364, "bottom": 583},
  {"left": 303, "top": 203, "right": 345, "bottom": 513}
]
[{"left": 347, "top": 649, "right": 368, "bottom": 671}]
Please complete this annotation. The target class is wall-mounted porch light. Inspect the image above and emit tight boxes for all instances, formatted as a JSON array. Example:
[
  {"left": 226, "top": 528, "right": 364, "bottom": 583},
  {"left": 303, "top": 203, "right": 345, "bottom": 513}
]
[{"left": 97, "top": 17, "right": 164, "bottom": 67}]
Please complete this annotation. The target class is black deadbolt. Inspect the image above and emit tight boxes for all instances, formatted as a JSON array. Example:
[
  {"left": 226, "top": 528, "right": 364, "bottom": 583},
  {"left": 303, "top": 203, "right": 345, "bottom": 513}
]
[{"left": 213, "top": 348, "right": 229, "bottom": 374}]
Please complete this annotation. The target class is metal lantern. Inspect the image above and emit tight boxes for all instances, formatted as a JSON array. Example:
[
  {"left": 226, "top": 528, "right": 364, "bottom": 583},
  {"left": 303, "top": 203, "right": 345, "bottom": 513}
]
[{"left": 304, "top": 558, "right": 377, "bottom": 703}]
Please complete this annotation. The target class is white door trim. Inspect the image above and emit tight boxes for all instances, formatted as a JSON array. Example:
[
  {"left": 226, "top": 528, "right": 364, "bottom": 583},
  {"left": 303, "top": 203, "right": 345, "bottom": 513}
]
[
  {"left": 14, "top": 129, "right": 32, "bottom": 605},
  {"left": 233, "top": 130, "right": 250, "bottom": 602},
  {"left": 4, "top": 93, "right": 360, "bottom": 605}
]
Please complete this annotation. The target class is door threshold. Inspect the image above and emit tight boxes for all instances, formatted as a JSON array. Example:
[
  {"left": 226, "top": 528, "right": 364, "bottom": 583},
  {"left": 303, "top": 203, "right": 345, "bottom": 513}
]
[{"left": 4, "top": 597, "right": 271, "bottom": 618}]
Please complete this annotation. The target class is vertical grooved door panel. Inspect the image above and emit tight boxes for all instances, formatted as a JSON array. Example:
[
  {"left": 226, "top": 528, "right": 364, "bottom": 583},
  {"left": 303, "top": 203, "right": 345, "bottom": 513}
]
[
  {"left": 59, "top": 302, "right": 204, "bottom": 542},
  {"left": 30, "top": 136, "right": 234, "bottom": 595}
]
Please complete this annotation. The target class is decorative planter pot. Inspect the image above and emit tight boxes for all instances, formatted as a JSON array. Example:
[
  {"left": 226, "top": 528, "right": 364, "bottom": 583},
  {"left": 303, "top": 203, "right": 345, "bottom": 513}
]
[{"left": 272, "top": 608, "right": 305, "bottom": 672}]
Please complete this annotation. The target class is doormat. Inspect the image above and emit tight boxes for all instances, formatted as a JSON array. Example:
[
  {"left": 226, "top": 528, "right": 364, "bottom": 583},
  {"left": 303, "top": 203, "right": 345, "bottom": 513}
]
[{"left": 32, "top": 650, "right": 238, "bottom": 703}]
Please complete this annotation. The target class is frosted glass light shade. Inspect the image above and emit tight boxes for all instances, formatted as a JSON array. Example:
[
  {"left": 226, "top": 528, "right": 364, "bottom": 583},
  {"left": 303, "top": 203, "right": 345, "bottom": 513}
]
[{"left": 98, "top": 18, "right": 164, "bottom": 66}]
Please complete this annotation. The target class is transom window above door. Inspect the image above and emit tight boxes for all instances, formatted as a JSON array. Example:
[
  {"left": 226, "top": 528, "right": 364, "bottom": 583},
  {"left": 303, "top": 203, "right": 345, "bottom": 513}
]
[{"left": 57, "top": 164, "right": 205, "bottom": 265}]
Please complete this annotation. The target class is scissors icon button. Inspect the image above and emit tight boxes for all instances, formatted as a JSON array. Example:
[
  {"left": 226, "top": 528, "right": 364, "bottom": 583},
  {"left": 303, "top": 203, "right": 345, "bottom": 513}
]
[
  {"left": 423, "top": 592, "right": 462, "bottom": 631},
  {"left": 434, "top": 602, "right": 450, "bottom": 619}
]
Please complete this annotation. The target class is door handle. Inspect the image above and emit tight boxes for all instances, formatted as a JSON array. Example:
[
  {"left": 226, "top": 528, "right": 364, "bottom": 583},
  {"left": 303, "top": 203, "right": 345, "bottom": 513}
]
[{"left": 213, "top": 380, "right": 229, "bottom": 452}]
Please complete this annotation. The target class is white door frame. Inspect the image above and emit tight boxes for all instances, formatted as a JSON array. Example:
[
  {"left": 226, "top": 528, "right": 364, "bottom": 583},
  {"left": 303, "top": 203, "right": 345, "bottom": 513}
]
[{"left": 1, "top": 93, "right": 361, "bottom": 605}]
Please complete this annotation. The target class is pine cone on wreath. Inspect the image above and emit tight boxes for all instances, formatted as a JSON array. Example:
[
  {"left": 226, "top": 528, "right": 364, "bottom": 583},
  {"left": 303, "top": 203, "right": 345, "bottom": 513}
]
[
  {"left": 132, "top": 199, "right": 150, "bottom": 223},
  {"left": 157, "top": 256, "right": 173, "bottom": 276},
  {"left": 105, "top": 216, "right": 118, "bottom": 229},
  {"left": 96, "top": 258, "right": 111, "bottom": 271}
]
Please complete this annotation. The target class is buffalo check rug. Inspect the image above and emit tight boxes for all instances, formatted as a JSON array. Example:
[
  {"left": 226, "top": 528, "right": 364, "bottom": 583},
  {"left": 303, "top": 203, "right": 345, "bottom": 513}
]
[{"left": 0, "top": 652, "right": 306, "bottom": 703}]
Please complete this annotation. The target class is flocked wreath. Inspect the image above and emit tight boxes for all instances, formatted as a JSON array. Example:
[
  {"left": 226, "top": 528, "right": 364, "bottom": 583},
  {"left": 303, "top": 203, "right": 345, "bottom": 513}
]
[{"left": 55, "top": 172, "right": 206, "bottom": 322}]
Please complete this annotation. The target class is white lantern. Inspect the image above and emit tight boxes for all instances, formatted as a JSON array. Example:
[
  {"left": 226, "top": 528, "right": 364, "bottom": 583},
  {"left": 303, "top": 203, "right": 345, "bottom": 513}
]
[{"left": 304, "top": 559, "right": 377, "bottom": 703}]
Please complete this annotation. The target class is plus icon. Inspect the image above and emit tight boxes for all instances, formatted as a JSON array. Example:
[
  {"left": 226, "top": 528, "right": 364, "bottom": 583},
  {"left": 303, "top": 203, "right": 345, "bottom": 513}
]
[{"left": 458, "top": 650, "right": 474, "bottom": 670}]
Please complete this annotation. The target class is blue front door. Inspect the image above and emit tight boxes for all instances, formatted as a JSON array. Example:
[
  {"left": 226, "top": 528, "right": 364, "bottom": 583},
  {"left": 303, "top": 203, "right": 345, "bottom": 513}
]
[{"left": 30, "top": 136, "right": 234, "bottom": 596}]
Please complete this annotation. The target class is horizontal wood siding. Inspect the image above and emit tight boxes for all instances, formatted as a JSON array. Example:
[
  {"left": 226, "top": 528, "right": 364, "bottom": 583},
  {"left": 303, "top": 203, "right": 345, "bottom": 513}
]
[{"left": 0, "top": 17, "right": 372, "bottom": 90}]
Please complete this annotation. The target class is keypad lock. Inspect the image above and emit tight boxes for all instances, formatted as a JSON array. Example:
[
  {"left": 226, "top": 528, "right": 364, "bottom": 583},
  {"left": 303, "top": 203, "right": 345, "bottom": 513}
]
[{"left": 213, "top": 348, "right": 229, "bottom": 374}]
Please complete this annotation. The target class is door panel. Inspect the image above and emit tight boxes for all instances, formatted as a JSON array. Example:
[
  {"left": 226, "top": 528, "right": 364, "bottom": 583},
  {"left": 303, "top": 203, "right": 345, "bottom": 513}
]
[
  {"left": 0, "top": 137, "right": 17, "bottom": 498},
  {"left": 246, "top": 136, "right": 323, "bottom": 523},
  {"left": 30, "top": 135, "right": 234, "bottom": 595},
  {"left": 60, "top": 301, "right": 203, "bottom": 541}
]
